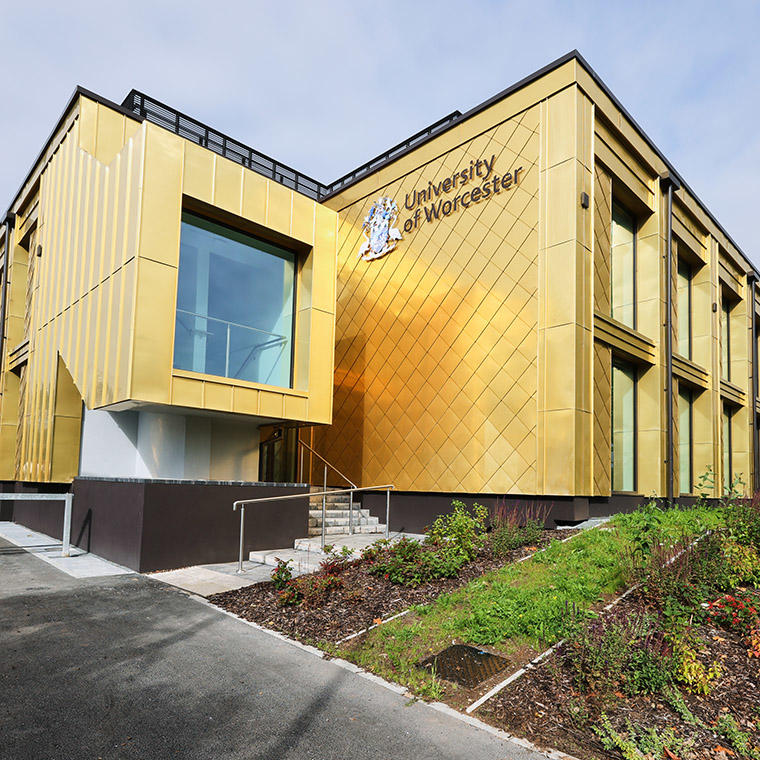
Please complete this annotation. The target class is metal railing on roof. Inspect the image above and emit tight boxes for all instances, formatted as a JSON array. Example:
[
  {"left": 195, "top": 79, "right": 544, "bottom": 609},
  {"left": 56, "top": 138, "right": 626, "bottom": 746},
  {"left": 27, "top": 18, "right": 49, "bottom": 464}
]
[
  {"left": 121, "top": 90, "right": 330, "bottom": 201},
  {"left": 321, "top": 110, "right": 463, "bottom": 198}
]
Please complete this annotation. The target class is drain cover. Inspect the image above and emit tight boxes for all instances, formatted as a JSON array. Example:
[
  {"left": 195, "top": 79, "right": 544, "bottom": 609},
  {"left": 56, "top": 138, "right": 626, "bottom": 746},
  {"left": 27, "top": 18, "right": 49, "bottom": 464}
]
[{"left": 418, "top": 644, "right": 509, "bottom": 688}]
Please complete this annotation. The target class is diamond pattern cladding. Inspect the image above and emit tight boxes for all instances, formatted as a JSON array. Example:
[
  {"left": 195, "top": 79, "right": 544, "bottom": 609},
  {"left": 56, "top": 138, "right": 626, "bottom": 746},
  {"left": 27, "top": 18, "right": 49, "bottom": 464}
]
[{"left": 313, "top": 106, "right": 541, "bottom": 494}]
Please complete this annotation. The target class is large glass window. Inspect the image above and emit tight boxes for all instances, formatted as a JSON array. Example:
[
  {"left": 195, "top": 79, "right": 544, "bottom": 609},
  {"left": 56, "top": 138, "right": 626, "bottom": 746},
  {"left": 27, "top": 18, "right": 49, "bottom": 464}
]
[
  {"left": 677, "top": 258, "right": 692, "bottom": 359},
  {"left": 678, "top": 386, "right": 692, "bottom": 494},
  {"left": 721, "top": 296, "right": 731, "bottom": 381},
  {"left": 173, "top": 212, "right": 296, "bottom": 387},
  {"left": 722, "top": 403, "right": 732, "bottom": 494},
  {"left": 612, "top": 359, "right": 636, "bottom": 492},
  {"left": 611, "top": 202, "right": 636, "bottom": 328}
]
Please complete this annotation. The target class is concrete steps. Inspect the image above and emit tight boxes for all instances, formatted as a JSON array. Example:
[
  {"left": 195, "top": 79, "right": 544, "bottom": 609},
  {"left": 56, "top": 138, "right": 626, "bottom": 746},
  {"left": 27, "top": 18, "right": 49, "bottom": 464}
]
[{"left": 307, "top": 487, "right": 385, "bottom": 537}]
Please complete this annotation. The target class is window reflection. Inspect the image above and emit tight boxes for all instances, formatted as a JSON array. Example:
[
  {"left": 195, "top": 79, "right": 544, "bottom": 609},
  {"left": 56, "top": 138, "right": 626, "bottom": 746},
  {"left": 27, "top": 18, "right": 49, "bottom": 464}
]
[
  {"left": 612, "top": 359, "right": 636, "bottom": 492},
  {"left": 611, "top": 202, "right": 635, "bottom": 328},
  {"left": 173, "top": 212, "right": 295, "bottom": 387}
]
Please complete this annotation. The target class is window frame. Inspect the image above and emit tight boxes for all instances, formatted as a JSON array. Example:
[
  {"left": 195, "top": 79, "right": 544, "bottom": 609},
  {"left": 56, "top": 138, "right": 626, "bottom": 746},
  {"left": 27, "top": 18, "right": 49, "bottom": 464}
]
[
  {"left": 721, "top": 293, "right": 732, "bottom": 382},
  {"left": 678, "top": 385, "right": 693, "bottom": 495},
  {"left": 677, "top": 257, "right": 692, "bottom": 360},
  {"left": 722, "top": 402, "right": 733, "bottom": 494},
  {"left": 610, "top": 199, "right": 638, "bottom": 330},
  {"left": 611, "top": 357, "right": 638, "bottom": 494},
  {"left": 172, "top": 210, "right": 298, "bottom": 389}
]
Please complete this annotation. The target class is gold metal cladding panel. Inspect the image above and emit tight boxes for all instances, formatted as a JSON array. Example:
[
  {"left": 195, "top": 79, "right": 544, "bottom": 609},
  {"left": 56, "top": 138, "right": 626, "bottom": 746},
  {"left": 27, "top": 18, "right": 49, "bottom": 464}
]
[
  {"left": 6, "top": 107, "right": 145, "bottom": 481},
  {"left": 4, "top": 93, "right": 338, "bottom": 482},
  {"left": 594, "top": 165, "right": 611, "bottom": 314},
  {"left": 593, "top": 341, "right": 612, "bottom": 495},
  {"left": 313, "top": 106, "right": 540, "bottom": 493}
]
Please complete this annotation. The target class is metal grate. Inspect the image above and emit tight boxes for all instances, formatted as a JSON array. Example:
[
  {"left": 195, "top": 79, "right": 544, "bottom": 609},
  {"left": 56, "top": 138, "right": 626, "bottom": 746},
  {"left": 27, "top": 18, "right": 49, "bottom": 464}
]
[
  {"left": 121, "top": 90, "right": 329, "bottom": 201},
  {"left": 418, "top": 644, "right": 509, "bottom": 688}
]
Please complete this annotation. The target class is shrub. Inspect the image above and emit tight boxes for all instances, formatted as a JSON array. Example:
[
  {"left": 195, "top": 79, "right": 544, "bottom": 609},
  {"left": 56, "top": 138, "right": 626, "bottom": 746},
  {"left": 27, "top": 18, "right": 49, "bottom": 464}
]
[
  {"left": 670, "top": 634, "right": 722, "bottom": 695},
  {"left": 426, "top": 500, "right": 488, "bottom": 561},
  {"left": 318, "top": 544, "right": 355, "bottom": 575},
  {"left": 366, "top": 537, "right": 466, "bottom": 587},
  {"left": 727, "top": 490, "right": 760, "bottom": 549},
  {"left": 707, "top": 590, "right": 760, "bottom": 636},
  {"left": 271, "top": 558, "right": 293, "bottom": 590},
  {"left": 624, "top": 635, "right": 674, "bottom": 696},
  {"left": 277, "top": 573, "right": 344, "bottom": 608},
  {"left": 490, "top": 500, "right": 549, "bottom": 557},
  {"left": 564, "top": 605, "right": 650, "bottom": 700}
]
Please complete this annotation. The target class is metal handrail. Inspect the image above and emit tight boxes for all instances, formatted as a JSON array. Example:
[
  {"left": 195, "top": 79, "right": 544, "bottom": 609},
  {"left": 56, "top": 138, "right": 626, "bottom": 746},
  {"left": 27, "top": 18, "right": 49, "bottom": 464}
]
[
  {"left": 296, "top": 440, "right": 358, "bottom": 548},
  {"left": 0, "top": 493, "right": 73, "bottom": 557},
  {"left": 232, "top": 484, "right": 395, "bottom": 572},
  {"left": 297, "top": 439, "right": 356, "bottom": 489}
]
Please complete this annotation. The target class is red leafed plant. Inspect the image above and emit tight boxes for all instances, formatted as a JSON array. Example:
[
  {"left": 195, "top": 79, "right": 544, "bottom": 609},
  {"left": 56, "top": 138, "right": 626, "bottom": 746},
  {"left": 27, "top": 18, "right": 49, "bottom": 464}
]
[{"left": 707, "top": 590, "right": 760, "bottom": 656}]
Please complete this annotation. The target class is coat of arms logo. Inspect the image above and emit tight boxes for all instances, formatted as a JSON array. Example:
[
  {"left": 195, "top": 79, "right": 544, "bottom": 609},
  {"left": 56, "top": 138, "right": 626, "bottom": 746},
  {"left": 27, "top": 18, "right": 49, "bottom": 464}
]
[{"left": 358, "top": 197, "right": 402, "bottom": 261}]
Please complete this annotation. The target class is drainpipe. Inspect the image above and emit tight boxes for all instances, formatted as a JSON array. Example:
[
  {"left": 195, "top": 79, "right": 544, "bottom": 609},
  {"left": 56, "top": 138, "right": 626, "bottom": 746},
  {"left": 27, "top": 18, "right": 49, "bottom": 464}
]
[
  {"left": 0, "top": 213, "right": 14, "bottom": 375},
  {"left": 749, "top": 272, "right": 759, "bottom": 493},
  {"left": 660, "top": 174, "right": 680, "bottom": 506}
]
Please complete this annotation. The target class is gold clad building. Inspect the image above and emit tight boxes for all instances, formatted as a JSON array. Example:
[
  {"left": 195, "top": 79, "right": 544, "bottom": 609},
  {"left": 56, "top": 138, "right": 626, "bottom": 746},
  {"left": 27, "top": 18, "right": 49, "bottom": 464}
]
[{"left": 1, "top": 51, "right": 757, "bottom": 567}]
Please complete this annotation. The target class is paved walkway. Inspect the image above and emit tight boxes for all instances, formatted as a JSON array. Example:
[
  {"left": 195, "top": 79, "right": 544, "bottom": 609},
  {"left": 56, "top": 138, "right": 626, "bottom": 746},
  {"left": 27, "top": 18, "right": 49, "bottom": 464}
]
[
  {"left": 0, "top": 521, "right": 133, "bottom": 578},
  {"left": 0, "top": 536, "right": 545, "bottom": 760}
]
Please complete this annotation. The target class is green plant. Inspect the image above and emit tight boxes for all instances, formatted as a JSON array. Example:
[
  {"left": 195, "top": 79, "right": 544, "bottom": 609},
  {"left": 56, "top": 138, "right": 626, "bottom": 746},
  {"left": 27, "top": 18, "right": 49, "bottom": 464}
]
[
  {"left": 564, "top": 606, "right": 649, "bottom": 700},
  {"left": 717, "top": 713, "right": 760, "bottom": 760},
  {"left": 490, "top": 501, "right": 549, "bottom": 557},
  {"left": 277, "top": 572, "right": 344, "bottom": 607},
  {"left": 594, "top": 715, "right": 693, "bottom": 760},
  {"left": 593, "top": 714, "right": 643, "bottom": 760},
  {"left": 722, "top": 540, "right": 760, "bottom": 586},
  {"left": 427, "top": 500, "right": 488, "bottom": 561},
  {"left": 318, "top": 544, "right": 355, "bottom": 575},
  {"left": 270, "top": 558, "right": 294, "bottom": 590},
  {"left": 695, "top": 465, "right": 716, "bottom": 503},
  {"left": 727, "top": 490, "right": 760, "bottom": 549},
  {"left": 671, "top": 635, "right": 722, "bottom": 695},
  {"left": 662, "top": 683, "right": 705, "bottom": 727},
  {"left": 366, "top": 537, "right": 466, "bottom": 587},
  {"left": 625, "top": 645, "right": 674, "bottom": 696}
]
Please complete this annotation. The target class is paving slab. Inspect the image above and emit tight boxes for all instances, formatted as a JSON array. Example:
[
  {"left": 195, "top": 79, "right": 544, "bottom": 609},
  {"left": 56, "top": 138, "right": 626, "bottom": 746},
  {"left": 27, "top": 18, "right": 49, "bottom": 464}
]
[
  {"left": 148, "top": 563, "right": 272, "bottom": 596},
  {"left": 0, "top": 521, "right": 133, "bottom": 578}
]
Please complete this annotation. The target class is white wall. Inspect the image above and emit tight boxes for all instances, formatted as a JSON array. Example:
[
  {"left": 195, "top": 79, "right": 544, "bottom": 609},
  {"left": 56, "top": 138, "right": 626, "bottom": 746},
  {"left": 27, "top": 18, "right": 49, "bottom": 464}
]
[{"left": 79, "top": 408, "right": 260, "bottom": 481}]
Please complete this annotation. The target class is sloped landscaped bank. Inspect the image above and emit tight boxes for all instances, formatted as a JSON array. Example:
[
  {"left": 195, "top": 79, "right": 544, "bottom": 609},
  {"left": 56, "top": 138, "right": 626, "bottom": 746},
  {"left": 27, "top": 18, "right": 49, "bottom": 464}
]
[
  {"left": 210, "top": 502, "right": 575, "bottom": 646},
  {"left": 334, "top": 505, "right": 724, "bottom": 703},
  {"left": 209, "top": 528, "right": 572, "bottom": 644},
  {"left": 484, "top": 586, "right": 760, "bottom": 760}
]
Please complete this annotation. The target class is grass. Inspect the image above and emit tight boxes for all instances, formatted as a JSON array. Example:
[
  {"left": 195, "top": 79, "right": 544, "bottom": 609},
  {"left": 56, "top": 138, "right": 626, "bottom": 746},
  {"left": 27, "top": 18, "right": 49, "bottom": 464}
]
[{"left": 333, "top": 503, "right": 724, "bottom": 698}]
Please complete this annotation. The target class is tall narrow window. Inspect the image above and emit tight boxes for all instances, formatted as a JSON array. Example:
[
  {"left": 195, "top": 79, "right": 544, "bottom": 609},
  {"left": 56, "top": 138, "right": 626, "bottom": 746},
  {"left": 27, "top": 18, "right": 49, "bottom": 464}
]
[
  {"left": 173, "top": 212, "right": 296, "bottom": 388},
  {"left": 677, "top": 258, "right": 692, "bottom": 359},
  {"left": 611, "top": 202, "right": 636, "bottom": 328},
  {"left": 678, "top": 386, "right": 693, "bottom": 494},
  {"left": 721, "top": 296, "right": 731, "bottom": 381},
  {"left": 612, "top": 359, "right": 636, "bottom": 492},
  {"left": 722, "top": 404, "right": 732, "bottom": 494}
]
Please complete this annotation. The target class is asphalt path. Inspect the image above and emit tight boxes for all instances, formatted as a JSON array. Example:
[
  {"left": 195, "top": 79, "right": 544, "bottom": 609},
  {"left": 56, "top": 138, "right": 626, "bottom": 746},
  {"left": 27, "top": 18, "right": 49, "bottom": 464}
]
[{"left": 0, "top": 537, "right": 543, "bottom": 760}]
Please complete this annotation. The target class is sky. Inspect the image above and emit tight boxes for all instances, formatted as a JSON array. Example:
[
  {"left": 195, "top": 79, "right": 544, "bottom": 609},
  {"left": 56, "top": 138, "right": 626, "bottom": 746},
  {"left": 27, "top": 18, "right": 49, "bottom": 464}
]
[{"left": 1, "top": 1, "right": 758, "bottom": 261}]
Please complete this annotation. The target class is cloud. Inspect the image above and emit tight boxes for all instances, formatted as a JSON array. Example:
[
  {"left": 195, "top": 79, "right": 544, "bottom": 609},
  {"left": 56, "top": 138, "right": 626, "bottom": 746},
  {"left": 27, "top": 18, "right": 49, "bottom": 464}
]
[{"left": 1, "top": 0, "right": 758, "bottom": 260}]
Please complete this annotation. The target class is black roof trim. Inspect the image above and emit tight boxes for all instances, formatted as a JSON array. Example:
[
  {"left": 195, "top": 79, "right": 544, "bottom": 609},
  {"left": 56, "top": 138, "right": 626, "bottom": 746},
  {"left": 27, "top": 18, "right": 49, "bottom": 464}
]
[
  {"left": 321, "top": 50, "right": 754, "bottom": 275},
  {"left": 3, "top": 53, "right": 754, "bottom": 274}
]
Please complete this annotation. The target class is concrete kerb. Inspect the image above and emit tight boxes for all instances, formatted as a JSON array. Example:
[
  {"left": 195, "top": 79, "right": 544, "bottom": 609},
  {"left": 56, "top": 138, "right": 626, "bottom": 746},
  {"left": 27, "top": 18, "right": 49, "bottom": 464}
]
[
  {"left": 187, "top": 587, "right": 575, "bottom": 760},
  {"left": 182, "top": 522, "right": 612, "bottom": 760}
]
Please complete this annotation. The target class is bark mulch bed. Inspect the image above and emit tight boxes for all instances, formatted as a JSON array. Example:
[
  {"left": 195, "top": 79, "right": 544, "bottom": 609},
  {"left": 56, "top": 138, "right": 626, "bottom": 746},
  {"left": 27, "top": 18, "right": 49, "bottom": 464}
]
[
  {"left": 209, "top": 529, "right": 577, "bottom": 645},
  {"left": 481, "top": 589, "right": 760, "bottom": 760}
]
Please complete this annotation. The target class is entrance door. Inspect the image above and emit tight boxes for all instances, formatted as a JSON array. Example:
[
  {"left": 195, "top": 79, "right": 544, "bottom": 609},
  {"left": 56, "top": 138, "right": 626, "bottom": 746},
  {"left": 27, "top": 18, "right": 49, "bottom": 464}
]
[{"left": 259, "top": 427, "right": 299, "bottom": 483}]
